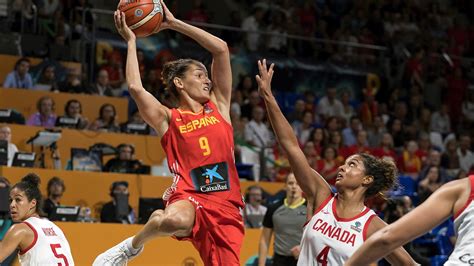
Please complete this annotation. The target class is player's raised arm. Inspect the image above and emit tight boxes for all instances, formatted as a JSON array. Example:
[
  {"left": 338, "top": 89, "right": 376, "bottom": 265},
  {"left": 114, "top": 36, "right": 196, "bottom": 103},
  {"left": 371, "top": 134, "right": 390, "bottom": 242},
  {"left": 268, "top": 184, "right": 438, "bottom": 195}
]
[
  {"left": 114, "top": 11, "right": 170, "bottom": 137},
  {"left": 256, "top": 59, "right": 331, "bottom": 204},
  {"left": 345, "top": 178, "right": 466, "bottom": 266},
  {"left": 157, "top": 0, "right": 231, "bottom": 118}
]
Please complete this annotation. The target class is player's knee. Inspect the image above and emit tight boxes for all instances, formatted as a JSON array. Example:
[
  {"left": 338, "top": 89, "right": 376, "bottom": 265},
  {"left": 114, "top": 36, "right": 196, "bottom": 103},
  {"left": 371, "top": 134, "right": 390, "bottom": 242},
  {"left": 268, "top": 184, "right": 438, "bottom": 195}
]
[
  {"left": 161, "top": 213, "right": 193, "bottom": 233},
  {"left": 149, "top": 209, "right": 164, "bottom": 220}
]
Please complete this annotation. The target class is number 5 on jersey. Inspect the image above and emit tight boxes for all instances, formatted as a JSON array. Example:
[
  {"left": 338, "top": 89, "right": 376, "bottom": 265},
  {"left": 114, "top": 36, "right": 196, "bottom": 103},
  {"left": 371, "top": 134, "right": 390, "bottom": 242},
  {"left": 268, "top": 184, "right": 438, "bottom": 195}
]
[
  {"left": 199, "top": 137, "right": 211, "bottom": 156},
  {"left": 50, "top": 243, "right": 69, "bottom": 266}
]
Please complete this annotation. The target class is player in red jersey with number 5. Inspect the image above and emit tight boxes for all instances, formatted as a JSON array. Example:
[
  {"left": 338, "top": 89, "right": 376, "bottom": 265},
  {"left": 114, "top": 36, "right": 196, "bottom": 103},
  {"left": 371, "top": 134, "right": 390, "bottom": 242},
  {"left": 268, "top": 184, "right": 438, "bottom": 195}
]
[
  {"left": 0, "top": 174, "right": 74, "bottom": 265},
  {"left": 94, "top": 1, "right": 244, "bottom": 266}
]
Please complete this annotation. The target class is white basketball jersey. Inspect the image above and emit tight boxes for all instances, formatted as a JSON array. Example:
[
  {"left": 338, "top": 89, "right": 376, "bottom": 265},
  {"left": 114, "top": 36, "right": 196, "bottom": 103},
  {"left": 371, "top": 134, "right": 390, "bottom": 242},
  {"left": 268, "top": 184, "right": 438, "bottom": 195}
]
[
  {"left": 18, "top": 217, "right": 75, "bottom": 266},
  {"left": 298, "top": 195, "right": 376, "bottom": 266},
  {"left": 445, "top": 175, "right": 474, "bottom": 266}
]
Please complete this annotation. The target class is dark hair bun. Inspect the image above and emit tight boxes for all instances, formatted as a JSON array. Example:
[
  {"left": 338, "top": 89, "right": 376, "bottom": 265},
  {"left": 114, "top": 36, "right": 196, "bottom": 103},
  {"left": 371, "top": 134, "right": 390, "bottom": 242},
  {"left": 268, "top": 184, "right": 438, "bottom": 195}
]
[{"left": 21, "top": 173, "right": 41, "bottom": 187}]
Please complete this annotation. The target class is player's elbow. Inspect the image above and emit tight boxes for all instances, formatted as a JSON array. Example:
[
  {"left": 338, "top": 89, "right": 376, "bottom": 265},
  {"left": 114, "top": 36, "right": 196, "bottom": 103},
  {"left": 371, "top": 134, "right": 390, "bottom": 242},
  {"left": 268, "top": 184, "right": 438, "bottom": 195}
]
[
  {"left": 214, "top": 40, "right": 229, "bottom": 55},
  {"left": 376, "top": 227, "right": 402, "bottom": 249},
  {"left": 128, "top": 84, "right": 142, "bottom": 92}
]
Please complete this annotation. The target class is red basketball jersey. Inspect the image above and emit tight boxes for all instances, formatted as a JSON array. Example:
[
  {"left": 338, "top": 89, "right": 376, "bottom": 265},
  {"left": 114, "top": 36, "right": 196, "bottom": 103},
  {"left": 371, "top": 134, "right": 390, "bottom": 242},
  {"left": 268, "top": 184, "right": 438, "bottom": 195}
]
[{"left": 161, "top": 101, "right": 243, "bottom": 208}]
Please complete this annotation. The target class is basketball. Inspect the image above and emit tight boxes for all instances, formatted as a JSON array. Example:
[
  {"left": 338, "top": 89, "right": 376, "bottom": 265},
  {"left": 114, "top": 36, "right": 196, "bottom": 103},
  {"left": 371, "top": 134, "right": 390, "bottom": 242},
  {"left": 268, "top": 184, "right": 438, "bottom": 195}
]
[{"left": 118, "top": 0, "right": 164, "bottom": 38}]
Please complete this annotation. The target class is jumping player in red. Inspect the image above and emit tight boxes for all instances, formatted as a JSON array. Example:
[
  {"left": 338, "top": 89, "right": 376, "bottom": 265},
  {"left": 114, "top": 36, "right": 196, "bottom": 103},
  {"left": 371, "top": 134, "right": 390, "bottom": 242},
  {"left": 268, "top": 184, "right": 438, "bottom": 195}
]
[
  {"left": 256, "top": 60, "right": 416, "bottom": 265},
  {"left": 94, "top": 1, "right": 243, "bottom": 265}
]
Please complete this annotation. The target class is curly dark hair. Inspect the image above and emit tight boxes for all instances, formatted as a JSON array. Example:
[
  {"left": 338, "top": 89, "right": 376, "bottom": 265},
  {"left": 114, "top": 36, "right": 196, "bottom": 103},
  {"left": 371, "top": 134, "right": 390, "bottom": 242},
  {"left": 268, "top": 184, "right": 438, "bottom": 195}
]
[
  {"left": 12, "top": 173, "right": 44, "bottom": 214},
  {"left": 359, "top": 153, "right": 398, "bottom": 198}
]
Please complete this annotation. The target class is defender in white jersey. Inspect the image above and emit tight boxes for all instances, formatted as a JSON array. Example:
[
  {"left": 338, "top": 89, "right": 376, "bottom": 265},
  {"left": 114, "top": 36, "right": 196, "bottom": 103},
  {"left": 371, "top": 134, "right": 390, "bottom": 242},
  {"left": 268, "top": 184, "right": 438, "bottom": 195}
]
[
  {"left": 0, "top": 173, "right": 74, "bottom": 265},
  {"left": 346, "top": 175, "right": 474, "bottom": 266},
  {"left": 256, "top": 60, "right": 416, "bottom": 266}
]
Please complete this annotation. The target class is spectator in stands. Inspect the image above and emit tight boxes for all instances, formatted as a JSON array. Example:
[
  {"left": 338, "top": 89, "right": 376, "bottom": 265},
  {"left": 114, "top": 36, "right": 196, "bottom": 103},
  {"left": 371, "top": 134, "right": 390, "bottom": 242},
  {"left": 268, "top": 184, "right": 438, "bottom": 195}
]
[
  {"left": 3, "top": 57, "right": 33, "bottom": 89},
  {"left": 324, "top": 116, "right": 340, "bottom": 135},
  {"left": 11, "top": 0, "right": 34, "bottom": 32},
  {"left": 37, "top": 0, "right": 60, "bottom": 37},
  {"left": 57, "top": 68, "right": 88, "bottom": 94},
  {"left": 431, "top": 103, "right": 451, "bottom": 136},
  {"left": 315, "top": 146, "right": 340, "bottom": 185},
  {"left": 292, "top": 111, "right": 314, "bottom": 145},
  {"left": 265, "top": 11, "right": 288, "bottom": 54},
  {"left": 302, "top": 141, "right": 318, "bottom": 168},
  {"left": 244, "top": 106, "right": 273, "bottom": 180},
  {"left": 242, "top": 185, "right": 267, "bottom": 228},
  {"left": 0, "top": 125, "right": 19, "bottom": 166},
  {"left": 416, "top": 107, "right": 432, "bottom": 135},
  {"left": 418, "top": 166, "right": 443, "bottom": 203},
  {"left": 241, "top": 90, "right": 262, "bottom": 121},
  {"left": 341, "top": 116, "right": 361, "bottom": 146},
  {"left": 359, "top": 88, "right": 379, "bottom": 127},
  {"left": 342, "top": 129, "right": 371, "bottom": 158},
  {"left": 0, "top": 176, "right": 15, "bottom": 265},
  {"left": 184, "top": 0, "right": 210, "bottom": 24},
  {"left": 393, "top": 101, "right": 410, "bottom": 125},
  {"left": 461, "top": 88, "right": 474, "bottom": 126},
  {"left": 88, "top": 103, "right": 120, "bottom": 133},
  {"left": 142, "top": 69, "right": 162, "bottom": 98},
  {"left": 446, "top": 68, "right": 468, "bottom": 128},
  {"left": 416, "top": 133, "right": 431, "bottom": 164},
  {"left": 100, "top": 181, "right": 135, "bottom": 224},
  {"left": 368, "top": 115, "right": 387, "bottom": 147},
  {"left": 387, "top": 118, "right": 405, "bottom": 150},
  {"left": 57, "top": 99, "right": 89, "bottom": 129},
  {"left": 26, "top": 96, "right": 57, "bottom": 128},
  {"left": 457, "top": 134, "right": 474, "bottom": 173},
  {"left": 38, "top": 0, "right": 60, "bottom": 18},
  {"left": 441, "top": 138, "right": 461, "bottom": 177},
  {"left": 100, "top": 49, "right": 125, "bottom": 89},
  {"left": 221, "top": 10, "right": 242, "bottom": 48},
  {"left": 340, "top": 91, "right": 355, "bottom": 127},
  {"left": 419, "top": 148, "right": 449, "bottom": 183},
  {"left": 307, "top": 127, "right": 326, "bottom": 156},
  {"left": 120, "top": 110, "right": 150, "bottom": 135},
  {"left": 316, "top": 87, "right": 343, "bottom": 121},
  {"left": 89, "top": 69, "right": 114, "bottom": 96},
  {"left": 258, "top": 173, "right": 306, "bottom": 266},
  {"left": 235, "top": 74, "right": 256, "bottom": 99},
  {"left": 399, "top": 140, "right": 422, "bottom": 179},
  {"left": 286, "top": 99, "right": 306, "bottom": 124},
  {"left": 245, "top": 106, "right": 273, "bottom": 149},
  {"left": 103, "top": 144, "right": 143, "bottom": 174},
  {"left": 34, "top": 65, "right": 58, "bottom": 91},
  {"left": 372, "top": 132, "right": 397, "bottom": 162},
  {"left": 241, "top": 7, "right": 264, "bottom": 52},
  {"left": 407, "top": 93, "right": 423, "bottom": 125},
  {"left": 328, "top": 130, "right": 344, "bottom": 156},
  {"left": 43, "top": 176, "right": 66, "bottom": 219}
]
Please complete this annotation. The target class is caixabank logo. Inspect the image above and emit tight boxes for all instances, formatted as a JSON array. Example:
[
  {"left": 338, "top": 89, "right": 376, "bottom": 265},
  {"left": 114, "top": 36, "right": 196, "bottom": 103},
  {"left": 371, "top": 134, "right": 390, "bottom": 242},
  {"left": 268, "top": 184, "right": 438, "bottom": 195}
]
[{"left": 190, "top": 162, "right": 230, "bottom": 193}]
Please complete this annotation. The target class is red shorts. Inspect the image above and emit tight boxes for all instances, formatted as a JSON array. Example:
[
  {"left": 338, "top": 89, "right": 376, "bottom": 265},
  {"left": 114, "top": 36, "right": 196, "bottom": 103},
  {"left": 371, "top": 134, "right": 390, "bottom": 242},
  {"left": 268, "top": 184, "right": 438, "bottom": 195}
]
[{"left": 167, "top": 192, "right": 244, "bottom": 266}]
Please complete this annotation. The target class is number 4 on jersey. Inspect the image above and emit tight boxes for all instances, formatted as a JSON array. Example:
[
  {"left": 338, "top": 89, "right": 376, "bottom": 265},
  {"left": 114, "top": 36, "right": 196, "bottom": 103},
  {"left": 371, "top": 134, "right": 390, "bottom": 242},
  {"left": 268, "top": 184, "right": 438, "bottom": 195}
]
[{"left": 316, "top": 246, "right": 331, "bottom": 266}]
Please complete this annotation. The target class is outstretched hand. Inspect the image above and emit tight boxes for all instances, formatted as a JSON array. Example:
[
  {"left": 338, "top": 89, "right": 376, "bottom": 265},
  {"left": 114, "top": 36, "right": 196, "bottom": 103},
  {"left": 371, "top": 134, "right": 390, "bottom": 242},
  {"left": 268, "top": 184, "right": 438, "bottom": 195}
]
[
  {"left": 114, "top": 10, "right": 136, "bottom": 42},
  {"left": 256, "top": 59, "right": 275, "bottom": 97},
  {"left": 154, "top": 0, "right": 178, "bottom": 33}
]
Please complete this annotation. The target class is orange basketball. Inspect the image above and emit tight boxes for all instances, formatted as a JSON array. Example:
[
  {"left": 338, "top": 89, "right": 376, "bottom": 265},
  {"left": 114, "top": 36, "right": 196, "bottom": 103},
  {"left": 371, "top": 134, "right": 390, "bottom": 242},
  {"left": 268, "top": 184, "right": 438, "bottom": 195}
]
[{"left": 118, "top": 0, "right": 163, "bottom": 38}]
